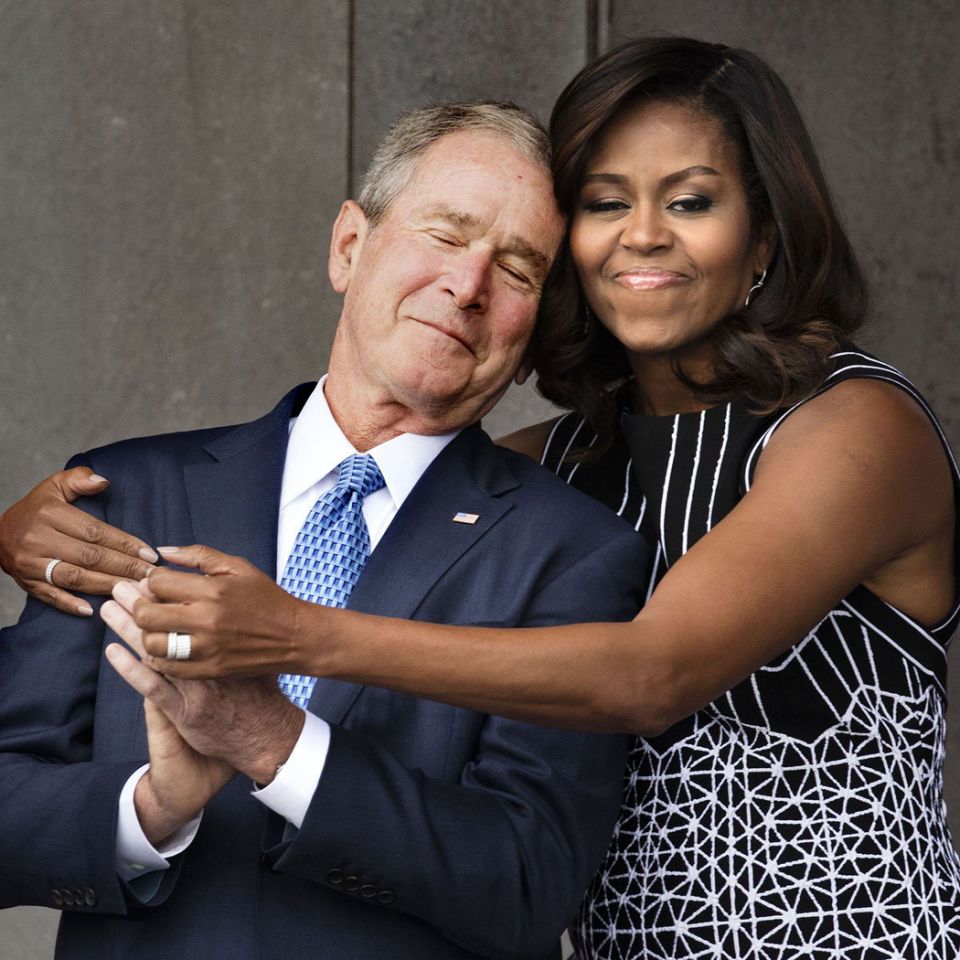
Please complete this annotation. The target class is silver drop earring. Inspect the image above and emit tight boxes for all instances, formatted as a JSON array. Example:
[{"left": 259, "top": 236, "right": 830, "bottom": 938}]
[{"left": 744, "top": 268, "right": 767, "bottom": 308}]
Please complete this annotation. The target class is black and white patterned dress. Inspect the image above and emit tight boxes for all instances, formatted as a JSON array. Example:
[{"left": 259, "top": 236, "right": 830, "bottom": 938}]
[{"left": 542, "top": 349, "right": 960, "bottom": 959}]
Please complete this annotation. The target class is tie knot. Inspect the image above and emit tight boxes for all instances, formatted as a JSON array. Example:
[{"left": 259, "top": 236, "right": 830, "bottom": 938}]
[{"left": 336, "top": 453, "right": 385, "bottom": 499}]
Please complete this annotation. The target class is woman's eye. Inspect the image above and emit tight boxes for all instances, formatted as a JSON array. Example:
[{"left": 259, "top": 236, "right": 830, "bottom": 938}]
[
  {"left": 582, "top": 198, "right": 629, "bottom": 214},
  {"left": 668, "top": 195, "right": 713, "bottom": 213}
]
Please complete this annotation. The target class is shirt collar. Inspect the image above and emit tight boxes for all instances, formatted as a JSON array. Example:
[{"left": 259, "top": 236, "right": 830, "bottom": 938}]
[{"left": 280, "top": 376, "right": 460, "bottom": 511}]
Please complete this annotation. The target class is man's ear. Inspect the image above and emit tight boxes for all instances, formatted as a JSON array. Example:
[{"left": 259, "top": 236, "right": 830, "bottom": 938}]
[{"left": 328, "top": 200, "right": 369, "bottom": 294}]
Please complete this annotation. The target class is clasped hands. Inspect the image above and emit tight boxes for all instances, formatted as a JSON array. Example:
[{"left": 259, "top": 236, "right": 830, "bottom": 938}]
[
  {"left": 100, "top": 548, "right": 311, "bottom": 846},
  {"left": 0, "top": 469, "right": 330, "bottom": 845}
]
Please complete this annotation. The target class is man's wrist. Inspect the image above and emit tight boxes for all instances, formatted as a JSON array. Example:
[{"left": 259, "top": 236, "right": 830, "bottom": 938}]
[
  {"left": 253, "top": 761, "right": 286, "bottom": 789},
  {"left": 240, "top": 706, "right": 304, "bottom": 784},
  {"left": 133, "top": 772, "right": 193, "bottom": 848},
  {"left": 252, "top": 713, "right": 331, "bottom": 829}
]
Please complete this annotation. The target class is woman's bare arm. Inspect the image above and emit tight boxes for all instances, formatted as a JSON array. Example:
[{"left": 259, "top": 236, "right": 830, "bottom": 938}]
[
  {"left": 0, "top": 421, "right": 559, "bottom": 618},
  {"left": 125, "top": 379, "right": 954, "bottom": 733}
]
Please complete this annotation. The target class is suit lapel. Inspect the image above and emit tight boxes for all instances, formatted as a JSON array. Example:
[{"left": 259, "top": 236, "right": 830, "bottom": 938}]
[
  {"left": 182, "top": 384, "right": 314, "bottom": 579},
  {"left": 308, "top": 425, "right": 519, "bottom": 724}
]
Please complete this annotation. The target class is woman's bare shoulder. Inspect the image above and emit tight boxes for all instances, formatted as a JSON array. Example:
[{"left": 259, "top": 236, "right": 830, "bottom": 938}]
[
  {"left": 755, "top": 375, "right": 953, "bottom": 552},
  {"left": 762, "top": 376, "right": 946, "bottom": 473},
  {"left": 495, "top": 418, "right": 563, "bottom": 462}
]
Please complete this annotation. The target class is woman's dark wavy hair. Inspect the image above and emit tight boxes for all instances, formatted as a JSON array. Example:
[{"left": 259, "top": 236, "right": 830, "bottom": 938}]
[{"left": 531, "top": 36, "right": 868, "bottom": 458}]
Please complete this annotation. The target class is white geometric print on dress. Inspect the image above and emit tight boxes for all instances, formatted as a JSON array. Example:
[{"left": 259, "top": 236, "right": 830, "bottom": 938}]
[
  {"left": 278, "top": 453, "right": 385, "bottom": 708},
  {"left": 542, "top": 350, "right": 960, "bottom": 959},
  {"left": 577, "top": 683, "right": 960, "bottom": 958}
]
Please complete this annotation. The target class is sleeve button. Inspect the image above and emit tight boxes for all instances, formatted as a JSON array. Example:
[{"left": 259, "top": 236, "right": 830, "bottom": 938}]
[
  {"left": 359, "top": 884, "right": 377, "bottom": 898},
  {"left": 326, "top": 868, "right": 344, "bottom": 886},
  {"left": 343, "top": 875, "right": 360, "bottom": 892},
  {"left": 84, "top": 888, "right": 97, "bottom": 907},
  {"left": 51, "top": 890, "right": 64, "bottom": 908},
  {"left": 62, "top": 890, "right": 76, "bottom": 907},
  {"left": 377, "top": 890, "right": 395, "bottom": 905}
]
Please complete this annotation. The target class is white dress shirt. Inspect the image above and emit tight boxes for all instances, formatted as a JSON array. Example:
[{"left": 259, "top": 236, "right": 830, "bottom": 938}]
[{"left": 117, "top": 377, "right": 459, "bottom": 882}]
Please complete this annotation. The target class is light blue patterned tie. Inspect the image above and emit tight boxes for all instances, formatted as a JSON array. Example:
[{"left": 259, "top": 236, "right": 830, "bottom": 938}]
[{"left": 278, "top": 453, "right": 385, "bottom": 708}]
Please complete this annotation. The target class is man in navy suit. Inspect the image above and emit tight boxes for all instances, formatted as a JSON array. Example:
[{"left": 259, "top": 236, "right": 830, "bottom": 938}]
[{"left": 0, "top": 102, "right": 646, "bottom": 959}]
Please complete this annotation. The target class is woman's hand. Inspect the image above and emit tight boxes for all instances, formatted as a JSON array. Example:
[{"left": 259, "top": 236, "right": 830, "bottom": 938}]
[
  {"left": 0, "top": 468, "right": 159, "bottom": 616},
  {"left": 113, "top": 545, "right": 312, "bottom": 679}
]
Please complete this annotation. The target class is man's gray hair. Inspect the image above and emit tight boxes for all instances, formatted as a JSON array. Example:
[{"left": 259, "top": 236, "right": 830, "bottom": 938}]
[{"left": 356, "top": 100, "right": 551, "bottom": 224}]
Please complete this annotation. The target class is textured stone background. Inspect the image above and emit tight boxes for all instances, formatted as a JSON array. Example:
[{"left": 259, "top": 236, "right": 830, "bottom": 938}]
[{"left": 1, "top": 1, "right": 957, "bottom": 955}]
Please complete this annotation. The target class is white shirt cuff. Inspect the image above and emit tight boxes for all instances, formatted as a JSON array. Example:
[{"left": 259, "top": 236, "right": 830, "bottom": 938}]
[
  {"left": 116, "top": 764, "right": 203, "bottom": 883},
  {"left": 252, "top": 711, "right": 330, "bottom": 829}
]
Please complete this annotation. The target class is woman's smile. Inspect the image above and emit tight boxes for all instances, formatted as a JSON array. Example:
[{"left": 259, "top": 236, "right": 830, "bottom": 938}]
[{"left": 612, "top": 267, "right": 690, "bottom": 291}]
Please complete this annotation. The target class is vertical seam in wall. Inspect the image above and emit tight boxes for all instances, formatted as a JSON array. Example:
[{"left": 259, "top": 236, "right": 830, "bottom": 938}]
[
  {"left": 590, "top": 0, "right": 610, "bottom": 56},
  {"left": 586, "top": 0, "right": 598, "bottom": 60},
  {"left": 346, "top": 0, "right": 356, "bottom": 196}
]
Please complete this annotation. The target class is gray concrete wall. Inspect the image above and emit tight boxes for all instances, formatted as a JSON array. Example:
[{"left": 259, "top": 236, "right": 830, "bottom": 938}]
[{"left": 0, "top": 1, "right": 957, "bottom": 955}]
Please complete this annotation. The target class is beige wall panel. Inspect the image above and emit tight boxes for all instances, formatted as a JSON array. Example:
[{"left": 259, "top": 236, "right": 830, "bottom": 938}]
[
  {"left": 0, "top": 2, "right": 350, "bottom": 953},
  {"left": 0, "top": 2, "right": 350, "bottom": 621}
]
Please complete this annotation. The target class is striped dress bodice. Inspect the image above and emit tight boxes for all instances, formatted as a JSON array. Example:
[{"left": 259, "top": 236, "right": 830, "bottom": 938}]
[{"left": 542, "top": 348, "right": 960, "bottom": 959}]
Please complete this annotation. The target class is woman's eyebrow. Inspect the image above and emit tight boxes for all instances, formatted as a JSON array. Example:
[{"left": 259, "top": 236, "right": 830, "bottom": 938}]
[
  {"left": 581, "top": 165, "right": 721, "bottom": 189},
  {"left": 581, "top": 172, "right": 629, "bottom": 186},
  {"left": 659, "top": 165, "right": 721, "bottom": 188}
]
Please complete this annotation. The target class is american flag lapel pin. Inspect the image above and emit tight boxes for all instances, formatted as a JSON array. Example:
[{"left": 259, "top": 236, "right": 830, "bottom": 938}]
[{"left": 452, "top": 512, "right": 480, "bottom": 525}]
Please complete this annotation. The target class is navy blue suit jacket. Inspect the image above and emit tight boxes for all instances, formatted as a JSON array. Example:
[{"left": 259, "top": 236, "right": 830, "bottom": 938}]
[{"left": 0, "top": 384, "right": 647, "bottom": 960}]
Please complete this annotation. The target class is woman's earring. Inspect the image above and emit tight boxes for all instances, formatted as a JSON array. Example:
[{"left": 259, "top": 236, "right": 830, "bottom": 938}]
[{"left": 744, "top": 268, "right": 767, "bottom": 308}]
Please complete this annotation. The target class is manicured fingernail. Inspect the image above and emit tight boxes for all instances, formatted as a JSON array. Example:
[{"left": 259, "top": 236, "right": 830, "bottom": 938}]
[
  {"left": 77, "top": 602, "right": 94, "bottom": 616},
  {"left": 156, "top": 546, "right": 181, "bottom": 557},
  {"left": 139, "top": 547, "right": 159, "bottom": 563},
  {"left": 89, "top": 474, "right": 109, "bottom": 484},
  {"left": 113, "top": 581, "right": 136, "bottom": 601}
]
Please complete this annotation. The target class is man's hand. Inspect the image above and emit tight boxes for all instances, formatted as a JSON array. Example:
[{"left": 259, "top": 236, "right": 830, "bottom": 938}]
[
  {"left": 0, "top": 467, "right": 158, "bottom": 616},
  {"left": 103, "top": 600, "right": 235, "bottom": 845},
  {"left": 104, "top": 581, "right": 305, "bottom": 784},
  {"left": 135, "top": 695, "right": 235, "bottom": 848},
  {"left": 118, "top": 545, "right": 319, "bottom": 681}
]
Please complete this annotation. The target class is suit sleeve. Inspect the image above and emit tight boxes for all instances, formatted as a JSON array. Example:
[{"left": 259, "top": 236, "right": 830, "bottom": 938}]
[
  {"left": 0, "top": 453, "right": 165, "bottom": 915},
  {"left": 265, "top": 527, "right": 646, "bottom": 960}
]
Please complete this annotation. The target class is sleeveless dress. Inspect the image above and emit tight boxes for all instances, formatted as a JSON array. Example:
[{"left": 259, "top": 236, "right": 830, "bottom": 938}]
[{"left": 540, "top": 348, "right": 960, "bottom": 959}]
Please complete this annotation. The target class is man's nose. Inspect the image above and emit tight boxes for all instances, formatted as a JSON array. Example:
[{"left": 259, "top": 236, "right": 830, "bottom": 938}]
[{"left": 443, "top": 250, "right": 492, "bottom": 311}]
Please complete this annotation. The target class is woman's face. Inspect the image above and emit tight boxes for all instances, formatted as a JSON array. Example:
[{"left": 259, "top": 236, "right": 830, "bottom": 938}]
[{"left": 570, "top": 99, "right": 772, "bottom": 365}]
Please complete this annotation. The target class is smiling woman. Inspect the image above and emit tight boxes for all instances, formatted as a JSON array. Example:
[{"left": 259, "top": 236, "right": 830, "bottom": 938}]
[{"left": 569, "top": 99, "right": 771, "bottom": 403}]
